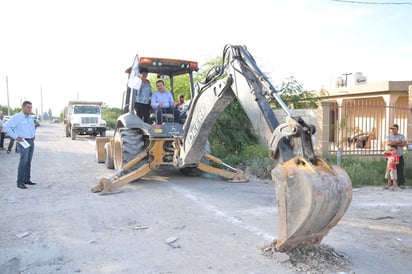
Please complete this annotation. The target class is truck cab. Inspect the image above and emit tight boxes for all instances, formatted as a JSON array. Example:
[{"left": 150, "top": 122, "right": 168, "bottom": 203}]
[{"left": 64, "top": 101, "right": 107, "bottom": 140}]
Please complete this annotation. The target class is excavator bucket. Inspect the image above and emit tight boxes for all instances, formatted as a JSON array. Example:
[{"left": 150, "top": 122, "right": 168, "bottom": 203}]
[{"left": 271, "top": 156, "right": 352, "bottom": 251}]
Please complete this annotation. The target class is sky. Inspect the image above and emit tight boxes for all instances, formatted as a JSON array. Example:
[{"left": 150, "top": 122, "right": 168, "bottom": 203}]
[{"left": 0, "top": 0, "right": 411, "bottom": 117}]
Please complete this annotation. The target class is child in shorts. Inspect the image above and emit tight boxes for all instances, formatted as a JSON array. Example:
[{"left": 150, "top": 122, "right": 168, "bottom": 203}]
[{"left": 383, "top": 145, "right": 400, "bottom": 190}]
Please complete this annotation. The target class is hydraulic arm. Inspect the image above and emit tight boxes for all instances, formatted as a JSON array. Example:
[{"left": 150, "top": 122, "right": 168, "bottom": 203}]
[{"left": 179, "top": 44, "right": 352, "bottom": 250}]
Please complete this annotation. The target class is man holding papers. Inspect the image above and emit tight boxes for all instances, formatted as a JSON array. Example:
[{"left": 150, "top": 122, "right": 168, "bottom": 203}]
[{"left": 4, "top": 101, "right": 36, "bottom": 189}]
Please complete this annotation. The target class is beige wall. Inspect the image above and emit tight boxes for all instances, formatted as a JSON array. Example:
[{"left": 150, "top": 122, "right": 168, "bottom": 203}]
[
  {"left": 270, "top": 82, "right": 411, "bottom": 156},
  {"left": 317, "top": 81, "right": 411, "bottom": 155}
]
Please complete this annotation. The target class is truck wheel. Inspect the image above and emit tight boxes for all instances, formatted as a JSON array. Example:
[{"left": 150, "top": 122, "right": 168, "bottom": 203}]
[
  {"left": 113, "top": 128, "right": 147, "bottom": 173},
  {"left": 100, "top": 130, "right": 106, "bottom": 137},
  {"left": 71, "top": 129, "right": 76, "bottom": 140},
  {"left": 105, "top": 142, "right": 114, "bottom": 169}
]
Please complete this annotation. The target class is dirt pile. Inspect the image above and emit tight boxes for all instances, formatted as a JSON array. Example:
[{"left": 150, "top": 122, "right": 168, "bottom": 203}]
[{"left": 262, "top": 241, "right": 352, "bottom": 273}]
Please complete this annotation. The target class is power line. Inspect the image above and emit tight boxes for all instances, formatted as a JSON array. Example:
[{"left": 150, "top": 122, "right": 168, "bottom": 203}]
[{"left": 331, "top": 0, "right": 412, "bottom": 5}]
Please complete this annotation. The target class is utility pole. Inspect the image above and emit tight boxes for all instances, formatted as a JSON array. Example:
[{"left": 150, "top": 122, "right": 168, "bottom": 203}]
[
  {"left": 342, "top": 72, "right": 352, "bottom": 87},
  {"left": 40, "top": 85, "right": 44, "bottom": 120},
  {"left": 6, "top": 76, "right": 11, "bottom": 115}
]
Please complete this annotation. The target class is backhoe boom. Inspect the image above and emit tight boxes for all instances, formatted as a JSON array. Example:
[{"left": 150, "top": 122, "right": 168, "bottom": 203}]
[{"left": 93, "top": 44, "right": 352, "bottom": 251}]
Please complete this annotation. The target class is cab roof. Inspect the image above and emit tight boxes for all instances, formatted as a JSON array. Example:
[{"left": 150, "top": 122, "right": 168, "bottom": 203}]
[{"left": 125, "top": 56, "right": 199, "bottom": 77}]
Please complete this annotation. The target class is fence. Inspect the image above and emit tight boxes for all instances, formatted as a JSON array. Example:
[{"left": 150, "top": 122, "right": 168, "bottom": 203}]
[{"left": 327, "top": 99, "right": 409, "bottom": 155}]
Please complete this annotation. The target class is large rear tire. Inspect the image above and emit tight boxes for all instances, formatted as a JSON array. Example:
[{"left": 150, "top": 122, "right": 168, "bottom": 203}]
[{"left": 113, "top": 128, "right": 147, "bottom": 173}]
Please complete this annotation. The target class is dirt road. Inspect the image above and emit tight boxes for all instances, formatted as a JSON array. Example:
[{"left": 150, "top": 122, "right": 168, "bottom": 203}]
[{"left": 0, "top": 123, "right": 411, "bottom": 274}]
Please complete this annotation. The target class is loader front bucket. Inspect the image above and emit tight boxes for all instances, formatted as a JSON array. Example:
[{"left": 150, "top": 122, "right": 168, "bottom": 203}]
[{"left": 271, "top": 156, "right": 352, "bottom": 251}]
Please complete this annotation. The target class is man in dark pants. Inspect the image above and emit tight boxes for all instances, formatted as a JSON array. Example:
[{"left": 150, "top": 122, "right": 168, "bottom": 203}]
[
  {"left": 133, "top": 67, "right": 152, "bottom": 123},
  {"left": 0, "top": 113, "right": 5, "bottom": 149},
  {"left": 386, "top": 124, "right": 407, "bottom": 189},
  {"left": 4, "top": 101, "right": 37, "bottom": 189}
]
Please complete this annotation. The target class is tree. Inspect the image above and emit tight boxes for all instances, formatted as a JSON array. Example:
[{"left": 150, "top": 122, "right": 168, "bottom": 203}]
[
  {"left": 195, "top": 57, "right": 256, "bottom": 163},
  {"left": 148, "top": 74, "right": 193, "bottom": 102},
  {"left": 270, "top": 76, "right": 321, "bottom": 109},
  {"left": 196, "top": 59, "right": 322, "bottom": 165},
  {"left": 101, "top": 107, "right": 122, "bottom": 129}
]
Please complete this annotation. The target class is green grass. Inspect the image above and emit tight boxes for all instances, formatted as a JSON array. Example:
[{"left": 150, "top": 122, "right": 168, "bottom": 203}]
[
  {"left": 331, "top": 156, "right": 386, "bottom": 187},
  {"left": 231, "top": 148, "right": 412, "bottom": 188},
  {"left": 321, "top": 152, "right": 412, "bottom": 188}
]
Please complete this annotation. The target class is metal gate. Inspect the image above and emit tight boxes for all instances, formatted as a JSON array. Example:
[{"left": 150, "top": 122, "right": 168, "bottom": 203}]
[{"left": 328, "top": 99, "right": 408, "bottom": 155}]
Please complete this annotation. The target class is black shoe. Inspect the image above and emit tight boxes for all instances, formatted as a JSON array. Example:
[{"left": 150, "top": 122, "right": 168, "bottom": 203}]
[
  {"left": 24, "top": 181, "right": 36, "bottom": 185},
  {"left": 399, "top": 185, "right": 406, "bottom": 189},
  {"left": 6, "top": 150, "right": 10, "bottom": 154},
  {"left": 17, "top": 184, "right": 27, "bottom": 189}
]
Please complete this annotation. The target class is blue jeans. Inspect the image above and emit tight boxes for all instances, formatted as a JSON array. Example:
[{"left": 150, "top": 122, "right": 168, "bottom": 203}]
[
  {"left": 17, "top": 139, "right": 35, "bottom": 185},
  {"left": 0, "top": 132, "right": 4, "bottom": 148}
]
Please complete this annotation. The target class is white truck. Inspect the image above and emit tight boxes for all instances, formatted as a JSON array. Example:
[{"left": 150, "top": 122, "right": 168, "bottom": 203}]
[{"left": 64, "top": 101, "right": 106, "bottom": 140}]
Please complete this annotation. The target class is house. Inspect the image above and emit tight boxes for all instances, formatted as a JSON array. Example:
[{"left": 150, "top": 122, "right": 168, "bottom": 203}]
[{"left": 317, "top": 80, "right": 412, "bottom": 155}]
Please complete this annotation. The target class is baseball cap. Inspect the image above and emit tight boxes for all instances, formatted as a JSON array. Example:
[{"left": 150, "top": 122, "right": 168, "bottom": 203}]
[{"left": 390, "top": 124, "right": 399, "bottom": 129}]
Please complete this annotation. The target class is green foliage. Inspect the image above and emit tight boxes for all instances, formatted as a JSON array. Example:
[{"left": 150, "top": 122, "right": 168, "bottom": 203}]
[
  {"left": 270, "top": 76, "right": 321, "bottom": 109},
  {"left": 102, "top": 107, "right": 122, "bottom": 129},
  {"left": 404, "top": 152, "right": 412, "bottom": 179},
  {"left": 242, "top": 144, "right": 274, "bottom": 179},
  {"left": 328, "top": 155, "right": 387, "bottom": 187},
  {"left": 247, "top": 157, "right": 274, "bottom": 179},
  {"left": 171, "top": 75, "right": 192, "bottom": 100},
  {"left": 200, "top": 58, "right": 321, "bottom": 178},
  {"left": 148, "top": 74, "right": 192, "bottom": 101},
  {"left": 0, "top": 106, "right": 8, "bottom": 114},
  {"left": 240, "top": 143, "right": 269, "bottom": 159},
  {"left": 200, "top": 57, "right": 257, "bottom": 165},
  {"left": 209, "top": 100, "right": 257, "bottom": 161},
  {"left": 0, "top": 106, "right": 20, "bottom": 115}
]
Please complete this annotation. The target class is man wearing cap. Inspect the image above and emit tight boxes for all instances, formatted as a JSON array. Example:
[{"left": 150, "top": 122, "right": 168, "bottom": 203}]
[{"left": 386, "top": 124, "right": 407, "bottom": 189}]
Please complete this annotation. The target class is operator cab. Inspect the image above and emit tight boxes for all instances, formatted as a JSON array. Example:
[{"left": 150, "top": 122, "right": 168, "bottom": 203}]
[{"left": 124, "top": 55, "right": 199, "bottom": 125}]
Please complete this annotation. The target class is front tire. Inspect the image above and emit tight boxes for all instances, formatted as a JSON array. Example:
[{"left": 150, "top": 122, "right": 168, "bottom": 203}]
[{"left": 113, "top": 128, "right": 147, "bottom": 173}]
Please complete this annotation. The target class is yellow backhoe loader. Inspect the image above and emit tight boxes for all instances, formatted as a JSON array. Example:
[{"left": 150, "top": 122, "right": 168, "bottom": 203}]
[{"left": 92, "top": 44, "right": 352, "bottom": 251}]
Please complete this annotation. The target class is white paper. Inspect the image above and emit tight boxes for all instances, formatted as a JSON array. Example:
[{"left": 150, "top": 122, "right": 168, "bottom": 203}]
[
  {"left": 127, "top": 74, "right": 142, "bottom": 90},
  {"left": 20, "top": 139, "right": 31, "bottom": 149}
]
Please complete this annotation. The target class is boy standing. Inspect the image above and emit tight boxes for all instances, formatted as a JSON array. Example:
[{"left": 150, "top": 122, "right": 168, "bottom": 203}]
[
  {"left": 383, "top": 145, "right": 400, "bottom": 190},
  {"left": 386, "top": 124, "right": 407, "bottom": 188}
]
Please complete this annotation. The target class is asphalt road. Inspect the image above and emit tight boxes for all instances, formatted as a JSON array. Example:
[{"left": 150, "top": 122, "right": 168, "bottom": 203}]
[{"left": 0, "top": 122, "right": 411, "bottom": 274}]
